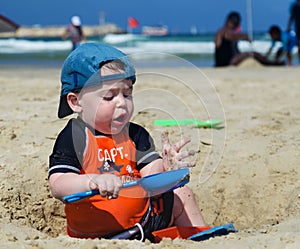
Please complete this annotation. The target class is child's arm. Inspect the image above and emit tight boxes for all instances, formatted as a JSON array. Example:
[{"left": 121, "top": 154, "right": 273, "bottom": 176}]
[{"left": 49, "top": 172, "right": 122, "bottom": 200}]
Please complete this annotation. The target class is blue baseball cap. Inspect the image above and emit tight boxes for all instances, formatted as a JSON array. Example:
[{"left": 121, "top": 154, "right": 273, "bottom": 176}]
[{"left": 58, "top": 42, "right": 136, "bottom": 118}]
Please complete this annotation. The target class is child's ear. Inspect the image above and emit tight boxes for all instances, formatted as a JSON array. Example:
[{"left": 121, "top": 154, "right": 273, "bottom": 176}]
[{"left": 67, "top": 92, "right": 82, "bottom": 113}]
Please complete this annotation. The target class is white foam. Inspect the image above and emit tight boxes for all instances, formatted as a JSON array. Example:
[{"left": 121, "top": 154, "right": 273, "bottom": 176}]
[
  {"left": 0, "top": 38, "right": 70, "bottom": 53},
  {"left": 0, "top": 35, "right": 293, "bottom": 56},
  {"left": 103, "top": 34, "right": 143, "bottom": 44}
]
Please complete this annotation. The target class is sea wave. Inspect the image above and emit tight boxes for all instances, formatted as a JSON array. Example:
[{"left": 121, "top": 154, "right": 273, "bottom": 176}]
[
  {"left": 0, "top": 38, "right": 70, "bottom": 54},
  {"left": 102, "top": 34, "right": 145, "bottom": 44},
  {"left": 0, "top": 33, "right": 293, "bottom": 67},
  {"left": 0, "top": 34, "right": 277, "bottom": 55}
]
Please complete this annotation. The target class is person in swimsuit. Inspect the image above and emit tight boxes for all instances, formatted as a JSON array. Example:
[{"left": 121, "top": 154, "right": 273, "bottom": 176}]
[
  {"left": 49, "top": 42, "right": 205, "bottom": 241},
  {"left": 214, "top": 11, "right": 251, "bottom": 67}
]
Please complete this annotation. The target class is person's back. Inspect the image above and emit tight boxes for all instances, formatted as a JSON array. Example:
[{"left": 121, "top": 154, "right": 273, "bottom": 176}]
[
  {"left": 62, "top": 16, "right": 85, "bottom": 51},
  {"left": 67, "top": 26, "right": 81, "bottom": 43}
]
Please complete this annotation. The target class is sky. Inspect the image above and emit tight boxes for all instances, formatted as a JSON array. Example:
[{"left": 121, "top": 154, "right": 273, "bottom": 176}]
[{"left": 0, "top": 0, "right": 294, "bottom": 34}]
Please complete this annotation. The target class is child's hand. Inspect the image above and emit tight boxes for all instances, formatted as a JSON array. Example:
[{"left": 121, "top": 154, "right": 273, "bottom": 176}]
[
  {"left": 161, "top": 131, "right": 196, "bottom": 171},
  {"left": 89, "top": 174, "right": 122, "bottom": 199}
]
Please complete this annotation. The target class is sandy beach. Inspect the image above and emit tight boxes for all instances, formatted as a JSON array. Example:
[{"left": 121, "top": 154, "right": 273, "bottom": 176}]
[{"left": 0, "top": 60, "right": 299, "bottom": 248}]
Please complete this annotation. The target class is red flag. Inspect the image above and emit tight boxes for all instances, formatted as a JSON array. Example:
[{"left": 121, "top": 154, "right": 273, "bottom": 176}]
[{"left": 128, "top": 17, "right": 139, "bottom": 28}]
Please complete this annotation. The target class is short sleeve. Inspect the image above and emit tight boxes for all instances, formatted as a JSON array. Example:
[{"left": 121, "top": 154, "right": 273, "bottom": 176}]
[
  {"left": 128, "top": 123, "right": 161, "bottom": 170},
  {"left": 48, "top": 118, "right": 86, "bottom": 176}
]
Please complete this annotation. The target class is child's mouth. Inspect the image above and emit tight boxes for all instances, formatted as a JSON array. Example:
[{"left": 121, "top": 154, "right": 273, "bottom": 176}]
[{"left": 113, "top": 115, "right": 126, "bottom": 125}]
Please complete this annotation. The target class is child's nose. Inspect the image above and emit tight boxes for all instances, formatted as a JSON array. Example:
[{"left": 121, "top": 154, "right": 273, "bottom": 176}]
[{"left": 115, "top": 93, "right": 126, "bottom": 107}]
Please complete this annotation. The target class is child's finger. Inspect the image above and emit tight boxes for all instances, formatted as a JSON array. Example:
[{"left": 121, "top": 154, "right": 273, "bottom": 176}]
[
  {"left": 174, "top": 137, "right": 191, "bottom": 152},
  {"left": 176, "top": 150, "right": 195, "bottom": 161},
  {"left": 176, "top": 161, "right": 196, "bottom": 168},
  {"left": 112, "top": 187, "right": 120, "bottom": 199},
  {"left": 112, "top": 179, "right": 122, "bottom": 198},
  {"left": 161, "top": 130, "right": 170, "bottom": 145},
  {"left": 99, "top": 188, "right": 108, "bottom": 197}
]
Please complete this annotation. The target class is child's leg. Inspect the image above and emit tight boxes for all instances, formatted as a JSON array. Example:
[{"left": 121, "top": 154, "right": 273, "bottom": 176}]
[
  {"left": 172, "top": 185, "right": 206, "bottom": 226},
  {"left": 275, "top": 48, "right": 283, "bottom": 61}
]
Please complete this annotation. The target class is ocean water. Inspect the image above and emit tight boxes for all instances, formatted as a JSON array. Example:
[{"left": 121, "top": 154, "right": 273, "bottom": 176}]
[{"left": 0, "top": 33, "right": 288, "bottom": 68}]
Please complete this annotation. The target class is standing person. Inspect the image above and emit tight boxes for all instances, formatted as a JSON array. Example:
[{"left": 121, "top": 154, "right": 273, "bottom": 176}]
[
  {"left": 287, "top": 0, "right": 300, "bottom": 63},
  {"left": 49, "top": 42, "right": 205, "bottom": 241},
  {"left": 265, "top": 25, "right": 296, "bottom": 66},
  {"left": 214, "top": 11, "right": 283, "bottom": 67},
  {"left": 62, "top": 15, "right": 85, "bottom": 51}
]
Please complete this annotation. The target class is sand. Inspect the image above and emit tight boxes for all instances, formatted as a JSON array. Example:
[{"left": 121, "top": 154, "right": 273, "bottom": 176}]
[{"left": 0, "top": 61, "right": 299, "bottom": 248}]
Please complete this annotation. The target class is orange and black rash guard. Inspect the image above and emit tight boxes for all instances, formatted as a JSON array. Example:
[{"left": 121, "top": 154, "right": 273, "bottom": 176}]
[{"left": 49, "top": 117, "right": 160, "bottom": 238}]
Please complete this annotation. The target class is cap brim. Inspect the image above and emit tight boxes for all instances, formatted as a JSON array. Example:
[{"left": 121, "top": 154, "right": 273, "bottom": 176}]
[{"left": 58, "top": 95, "right": 74, "bottom": 118}]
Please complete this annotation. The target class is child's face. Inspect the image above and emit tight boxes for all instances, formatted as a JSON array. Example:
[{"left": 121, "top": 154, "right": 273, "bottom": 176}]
[
  {"left": 77, "top": 77, "right": 134, "bottom": 134},
  {"left": 270, "top": 32, "right": 279, "bottom": 41}
]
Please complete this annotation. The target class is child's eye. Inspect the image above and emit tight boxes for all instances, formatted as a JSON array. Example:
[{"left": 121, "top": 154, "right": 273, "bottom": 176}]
[
  {"left": 101, "top": 87, "right": 132, "bottom": 101},
  {"left": 102, "top": 93, "right": 114, "bottom": 101},
  {"left": 123, "top": 89, "right": 133, "bottom": 98},
  {"left": 103, "top": 96, "right": 114, "bottom": 101}
]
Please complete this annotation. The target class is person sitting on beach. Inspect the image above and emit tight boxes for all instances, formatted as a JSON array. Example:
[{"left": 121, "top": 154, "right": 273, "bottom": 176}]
[
  {"left": 265, "top": 25, "right": 297, "bottom": 66},
  {"left": 62, "top": 15, "right": 85, "bottom": 51},
  {"left": 48, "top": 42, "right": 205, "bottom": 241},
  {"left": 215, "top": 11, "right": 251, "bottom": 67},
  {"left": 214, "top": 11, "right": 284, "bottom": 67}
]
